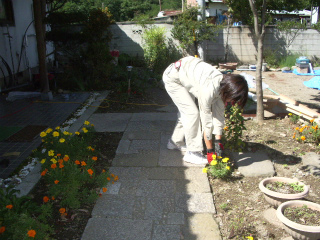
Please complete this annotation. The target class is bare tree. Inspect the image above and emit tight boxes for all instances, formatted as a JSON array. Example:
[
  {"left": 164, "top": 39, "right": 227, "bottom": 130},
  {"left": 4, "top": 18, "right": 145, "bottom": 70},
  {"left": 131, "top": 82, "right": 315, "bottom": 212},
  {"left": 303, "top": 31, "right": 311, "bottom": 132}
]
[{"left": 248, "top": 0, "right": 267, "bottom": 124}]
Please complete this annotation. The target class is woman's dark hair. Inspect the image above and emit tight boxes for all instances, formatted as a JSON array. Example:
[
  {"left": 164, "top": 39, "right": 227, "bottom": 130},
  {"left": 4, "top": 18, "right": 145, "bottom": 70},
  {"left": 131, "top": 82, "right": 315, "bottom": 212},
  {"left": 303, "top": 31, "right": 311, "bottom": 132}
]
[{"left": 220, "top": 74, "right": 248, "bottom": 109}]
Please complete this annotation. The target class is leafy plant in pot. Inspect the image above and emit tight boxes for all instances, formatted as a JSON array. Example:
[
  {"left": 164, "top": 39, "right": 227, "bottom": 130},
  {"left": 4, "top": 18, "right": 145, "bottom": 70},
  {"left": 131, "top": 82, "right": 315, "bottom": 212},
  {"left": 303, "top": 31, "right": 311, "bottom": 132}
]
[
  {"left": 276, "top": 200, "right": 320, "bottom": 240},
  {"left": 259, "top": 177, "right": 309, "bottom": 207}
]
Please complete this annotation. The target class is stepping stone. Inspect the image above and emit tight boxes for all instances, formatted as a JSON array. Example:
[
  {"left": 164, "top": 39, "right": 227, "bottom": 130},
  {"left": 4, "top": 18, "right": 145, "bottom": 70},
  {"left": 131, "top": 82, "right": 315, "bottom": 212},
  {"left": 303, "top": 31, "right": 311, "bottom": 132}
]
[{"left": 232, "top": 152, "right": 275, "bottom": 177}]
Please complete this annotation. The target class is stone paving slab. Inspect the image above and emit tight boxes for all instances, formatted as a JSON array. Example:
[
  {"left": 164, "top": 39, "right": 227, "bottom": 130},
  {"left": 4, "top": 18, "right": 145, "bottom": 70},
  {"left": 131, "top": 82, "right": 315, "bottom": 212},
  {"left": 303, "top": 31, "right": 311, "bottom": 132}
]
[
  {"left": 88, "top": 113, "right": 132, "bottom": 132},
  {"left": 122, "top": 131, "right": 161, "bottom": 140},
  {"left": 131, "top": 112, "right": 178, "bottom": 121},
  {"left": 232, "top": 151, "right": 275, "bottom": 177},
  {"left": 112, "top": 153, "right": 159, "bottom": 167},
  {"left": 82, "top": 218, "right": 153, "bottom": 240},
  {"left": 126, "top": 120, "right": 175, "bottom": 132},
  {"left": 181, "top": 213, "right": 222, "bottom": 240},
  {"left": 175, "top": 193, "right": 216, "bottom": 213}
]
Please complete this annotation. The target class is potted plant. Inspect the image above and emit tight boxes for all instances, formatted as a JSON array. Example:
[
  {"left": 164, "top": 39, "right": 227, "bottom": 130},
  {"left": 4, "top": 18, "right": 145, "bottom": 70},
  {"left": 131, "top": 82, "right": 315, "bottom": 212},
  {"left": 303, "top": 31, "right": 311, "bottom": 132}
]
[
  {"left": 259, "top": 177, "right": 309, "bottom": 207},
  {"left": 276, "top": 200, "right": 320, "bottom": 240}
]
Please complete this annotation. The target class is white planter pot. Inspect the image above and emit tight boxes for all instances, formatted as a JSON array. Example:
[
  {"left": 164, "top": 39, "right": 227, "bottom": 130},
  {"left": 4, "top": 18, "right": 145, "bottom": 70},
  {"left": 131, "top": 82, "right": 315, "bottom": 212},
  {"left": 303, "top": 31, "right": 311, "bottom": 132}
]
[
  {"left": 276, "top": 200, "right": 320, "bottom": 240},
  {"left": 259, "top": 177, "right": 309, "bottom": 207}
]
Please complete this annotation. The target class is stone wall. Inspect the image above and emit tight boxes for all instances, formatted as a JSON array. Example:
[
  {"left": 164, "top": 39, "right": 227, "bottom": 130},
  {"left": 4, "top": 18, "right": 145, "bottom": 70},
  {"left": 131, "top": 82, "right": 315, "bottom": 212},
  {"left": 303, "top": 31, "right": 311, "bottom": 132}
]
[{"left": 110, "top": 22, "right": 320, "bottom": 64}]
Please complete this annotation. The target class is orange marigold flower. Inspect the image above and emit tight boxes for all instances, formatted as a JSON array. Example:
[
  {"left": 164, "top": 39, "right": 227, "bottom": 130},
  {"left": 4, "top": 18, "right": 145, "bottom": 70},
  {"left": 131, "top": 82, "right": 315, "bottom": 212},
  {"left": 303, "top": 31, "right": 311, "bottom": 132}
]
[
  {"left": 59, "top": 163, "right": 64, "bottom": 169},
  {"left": 43, "top": 196, "right": 49, "bottom": 203},
  {"left": 102, "top": 187, "right": 107, "bottom": 192},
  {"left": 52, "top": 196, "right": 55, "bottom": 200},
  {"left": 59, "top": 208, "right": 66, "bottom": 214},
  {"left": 57, "top": 153, "right": 61, "bottom": 157},
  {"left": 54, "top": 180, "right": 59, "bottom": 184},
  {"left": 295, "top": 127, "right": 299, "bottom": 131},
  {"left": 51, "top": 163, "right": 57, "bottom": 169},
  {"left": 310, "top": 119, "right": 315, "bottom": 123},
  {"left": 107, "top": 177, "right": 111, "bottom": 181},
  {"left": 63, "top": 155, "right": 69, "bottom": 161},
  {"left": 300, "top": 128, "right": 304, "bottom": 132},
  {"left": 41, "top": 169, "right": 48, "bottom": 176},
  {"left": 58, "top": 159, "right": 64, "bottom": 164},
  {"left": 27, "top": 229, "right": 36, "bottom": 238},
  {"left": 102, "top": 169, "right": 106, "bottom": 173},
  {"left": 87, "top": 169, "right": 94, "bottom": 175},
  {"left": 114, "top": 176, "right": 119, "bottom": 181},
  {"left": 6, "top": 204, "right": 13, "bottom": 209},
  {"left": 111, "top": 174, "right": 115, "bottom": 178},
  {"left": 0, "top": 226, "right": 5, "bottom": 234},
  {"left": 301, "top": 136, "right": 306, "bottom": 141},
  {"left": 81, "top": 161, "right": 87, "bottom": 166},
  {"left": 75, "top": 160, "right": 80, "bottom": 165},
  {"left": 92, "top": 156, "right": 97, "bottom": 161}
]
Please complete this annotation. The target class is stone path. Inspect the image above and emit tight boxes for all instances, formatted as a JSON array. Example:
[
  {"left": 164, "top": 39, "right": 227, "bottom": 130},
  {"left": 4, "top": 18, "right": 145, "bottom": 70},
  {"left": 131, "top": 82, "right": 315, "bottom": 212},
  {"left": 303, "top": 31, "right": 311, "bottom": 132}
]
[{"left": 81, "top": 112, "right": 222, "bottom": 240}]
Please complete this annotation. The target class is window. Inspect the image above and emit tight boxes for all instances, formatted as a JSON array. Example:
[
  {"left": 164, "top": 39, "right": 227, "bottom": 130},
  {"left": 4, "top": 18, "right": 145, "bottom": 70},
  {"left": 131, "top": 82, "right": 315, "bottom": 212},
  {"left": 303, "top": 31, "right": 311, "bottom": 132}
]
[{"left": 0, "top": 0, "right": 14, "bottom": 25}]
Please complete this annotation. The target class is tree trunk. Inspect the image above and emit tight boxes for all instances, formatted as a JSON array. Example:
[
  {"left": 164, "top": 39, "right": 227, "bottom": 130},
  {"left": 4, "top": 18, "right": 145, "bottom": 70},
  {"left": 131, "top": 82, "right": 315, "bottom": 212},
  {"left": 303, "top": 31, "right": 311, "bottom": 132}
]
[
  {"left": 33, "top": 0, "right": 49, "bottom": 93},
  {"left": 256, "top": 36, "right": 264, "bottom": 123},
  {"left": 248, "top": 0, "right": 266, "bottom": 124}
]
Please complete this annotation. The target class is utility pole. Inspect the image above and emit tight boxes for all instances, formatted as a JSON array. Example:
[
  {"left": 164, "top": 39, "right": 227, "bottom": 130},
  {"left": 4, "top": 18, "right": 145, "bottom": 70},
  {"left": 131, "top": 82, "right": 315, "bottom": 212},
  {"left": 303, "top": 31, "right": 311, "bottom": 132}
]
[{"left": 159, "top": 0, "right": 162, "bottom": 11}]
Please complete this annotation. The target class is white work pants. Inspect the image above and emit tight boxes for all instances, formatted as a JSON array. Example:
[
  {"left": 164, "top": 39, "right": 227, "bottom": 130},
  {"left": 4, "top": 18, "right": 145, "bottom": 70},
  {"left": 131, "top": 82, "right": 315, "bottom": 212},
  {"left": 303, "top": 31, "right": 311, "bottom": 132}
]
[{"left": 163, "top": 64, "right": 203, "bottom": 152}]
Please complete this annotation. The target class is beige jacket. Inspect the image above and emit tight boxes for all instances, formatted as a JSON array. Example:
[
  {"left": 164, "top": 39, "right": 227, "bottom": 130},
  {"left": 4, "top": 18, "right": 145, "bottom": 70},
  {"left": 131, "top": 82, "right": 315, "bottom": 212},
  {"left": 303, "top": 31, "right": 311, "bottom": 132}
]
[{"left": 178, "top": 56, "right": 225, "bottom": 140}]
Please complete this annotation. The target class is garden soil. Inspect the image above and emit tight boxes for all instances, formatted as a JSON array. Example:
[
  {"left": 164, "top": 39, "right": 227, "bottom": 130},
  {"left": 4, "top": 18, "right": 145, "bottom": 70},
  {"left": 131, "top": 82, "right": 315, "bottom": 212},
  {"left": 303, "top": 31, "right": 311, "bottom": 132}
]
[{"left": 32, "top": 70, "right": 320, "bottom": 239}]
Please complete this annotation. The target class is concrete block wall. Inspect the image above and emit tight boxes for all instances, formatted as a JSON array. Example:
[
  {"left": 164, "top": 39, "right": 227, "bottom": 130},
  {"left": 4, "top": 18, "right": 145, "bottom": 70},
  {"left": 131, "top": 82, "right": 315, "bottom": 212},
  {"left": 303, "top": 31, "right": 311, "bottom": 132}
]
[{"left": 110, "top": 22, "right": 320, "bottom": 64}]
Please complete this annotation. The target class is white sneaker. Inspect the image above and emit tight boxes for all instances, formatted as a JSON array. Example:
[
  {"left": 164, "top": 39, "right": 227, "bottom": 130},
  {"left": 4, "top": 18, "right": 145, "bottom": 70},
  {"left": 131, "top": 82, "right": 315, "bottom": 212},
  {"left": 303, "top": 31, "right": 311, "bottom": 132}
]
[
  {"left": 183, "top": 151, "right": 207, "bottom": 165},
  {"left": 167, "top": 139, "right": 187, "bottom": 152}
]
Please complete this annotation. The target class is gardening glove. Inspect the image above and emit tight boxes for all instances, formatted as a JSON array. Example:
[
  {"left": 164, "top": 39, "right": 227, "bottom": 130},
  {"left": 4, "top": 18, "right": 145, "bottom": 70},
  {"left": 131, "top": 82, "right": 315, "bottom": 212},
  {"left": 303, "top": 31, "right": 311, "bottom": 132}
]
[
  {"left": 214, "top": 140, "right": 224, "bottom": 157},
  {"left": 206, "top": 149, "right": 214, "bottom": 164}
]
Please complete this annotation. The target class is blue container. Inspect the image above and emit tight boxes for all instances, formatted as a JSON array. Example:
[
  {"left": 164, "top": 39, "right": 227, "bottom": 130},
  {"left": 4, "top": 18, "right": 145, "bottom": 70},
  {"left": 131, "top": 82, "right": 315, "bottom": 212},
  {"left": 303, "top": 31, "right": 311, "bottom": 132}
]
[{"left": 296, "top": 56, "right": 310, "bottom": 64}]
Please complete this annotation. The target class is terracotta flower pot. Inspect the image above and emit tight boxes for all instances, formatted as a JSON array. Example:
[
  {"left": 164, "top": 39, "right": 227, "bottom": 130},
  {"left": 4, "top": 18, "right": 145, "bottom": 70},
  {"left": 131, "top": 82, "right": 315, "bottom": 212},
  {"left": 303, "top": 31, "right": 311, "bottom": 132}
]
[
  {"left": 276, "top": 200, "right": 320, "bottom": 240},
  {"left": 259, "top": 177, "right": 309, "bottom": 207}
]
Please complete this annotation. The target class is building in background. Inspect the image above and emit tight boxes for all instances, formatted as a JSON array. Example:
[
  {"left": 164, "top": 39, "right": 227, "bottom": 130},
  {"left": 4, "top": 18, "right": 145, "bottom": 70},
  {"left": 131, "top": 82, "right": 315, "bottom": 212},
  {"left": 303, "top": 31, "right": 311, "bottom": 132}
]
[{"left": 0, "top": 0, "right": 54, "bottom": 92}]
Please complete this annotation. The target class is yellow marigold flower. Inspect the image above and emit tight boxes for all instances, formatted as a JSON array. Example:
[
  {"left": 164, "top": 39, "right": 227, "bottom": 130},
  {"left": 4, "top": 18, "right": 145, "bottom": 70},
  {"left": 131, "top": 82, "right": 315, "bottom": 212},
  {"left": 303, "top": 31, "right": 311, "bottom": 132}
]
[
  {"left": 55, "top": 126, "right": 60, "bottom": 130},
  {"left": 91, "top": 124, "right": 94, "bottom": 127},
  {"left": 51, "top": 158, "right": 57, "bottom": 164},
  {"left": 59, "top": 138, "right": 65, "bottom": 143},
  {"left": 53, "top": 131, "right": 59, "bottom": 137},
  {"left": 102, "top": 187, "right": 107, "bottom": 192},
  {"left": 84, "top": 121, "right": 90, "bottom": 125},
  {"left": 301, "top": 136, "right": 306, "bottom": 141},
  {"left": 48, "top": 150, "right": 54, "bottom": 156},
  {"left": 27, "top": 229, "right": 36, "bottom": 238},
  {"left": 63, "top": 131, "right": 69, "bottom": 135},
  {"left": 310, "top": 119, "right": 315, "bottom": 123},
  {"left": 46, "top": 128, "right": 53, "bottom": 133},
  {"left": 75, "top": 131, "right": 80, "bottom": 135},
  {"left": 210, "top": 160, "right": 218, "bottom": 166},
  {"left": 226, "top": 166, "right": 231, "bottom": 170},
  {"left": 82, "top": 128, "right": 88, "bottom": 133},
  {"left": 223, "top": 126, "right": 228, "bottom": 131},
  {"left": 202, "top": 168, "right": 208, "bottom": 173},
  {"left": 218, "top": 156, "right": 222, "bottom": 159},
  {"left": 41, "top": 159, "right": 46, "bottom": 164},
  {"left": 222, "top": 158, "right": 229, "bottom": 163},
  {"left": 299, "top": 128, "right": 304, "bottom": 133},
  {"left": 312, "top": 125, "right": 318, "bottom": 130},
  {"left": 288, "top": 113, "right": 292, "bottom": 116},
  {"left": 295, "top": 127, "right": 299, "bottom": 131},
  {"left": 212, "top": 154, "right": 217, "bottom": 160},
  {"left": 40, "top": 132, "right": 47, "bottom": 138}
]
